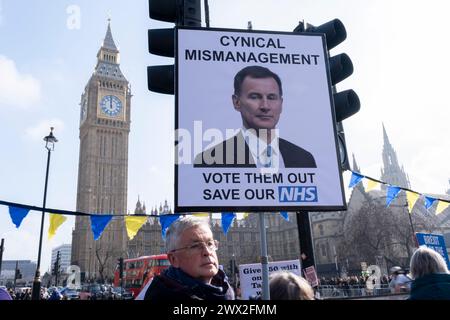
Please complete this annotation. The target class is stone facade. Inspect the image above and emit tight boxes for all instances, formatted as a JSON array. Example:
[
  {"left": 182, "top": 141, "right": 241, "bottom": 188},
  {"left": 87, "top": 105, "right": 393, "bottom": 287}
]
[{"left": 71, "top": 22, "right": 131, "bottom": 281}]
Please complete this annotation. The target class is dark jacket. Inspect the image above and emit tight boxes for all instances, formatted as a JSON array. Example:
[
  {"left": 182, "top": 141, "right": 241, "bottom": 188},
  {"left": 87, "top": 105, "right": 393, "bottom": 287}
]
[
  {"left": 193, "top": 132, "right": 316, "bottom": 168},
  {"left": 144, "top": 266, "right": 235, "bottom": 301},
  {"left": 409, "top": 273, "right": 450, "bottom": 300}
]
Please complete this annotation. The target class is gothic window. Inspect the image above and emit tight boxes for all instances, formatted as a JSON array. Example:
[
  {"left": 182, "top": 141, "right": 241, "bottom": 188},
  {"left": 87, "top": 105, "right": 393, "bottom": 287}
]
[
  {"left": 103, "top": 135, "right": 107, "bottom": 157},
  {"left": 321, "top": 244, "right": 327, "bottom": 257},
  {"left": 319, "top": 224, "right": 324, "bottom": 236},
  {"left": 110, "top": 166, "right": 113, "bottom": 188},
  {"left": 111, "top": 135, "right": 115, "bottom": 157}
]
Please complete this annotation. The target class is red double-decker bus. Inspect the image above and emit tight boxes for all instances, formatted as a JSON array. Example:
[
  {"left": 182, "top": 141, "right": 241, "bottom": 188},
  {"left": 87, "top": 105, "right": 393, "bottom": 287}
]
[{"left": 113, "top": 254, "right": 170, "bottom": 297}]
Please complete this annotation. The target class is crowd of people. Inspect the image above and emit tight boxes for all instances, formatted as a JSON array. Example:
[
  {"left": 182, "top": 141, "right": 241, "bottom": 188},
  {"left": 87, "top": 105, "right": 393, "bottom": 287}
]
[
  {"left": 2, "top": 216, "right": 449, "bottom": 301},
  {"left": 0, "top": 287, "right": 65, "bottom": 300},
  {"left": 136, "top": 215, "right": 450, "bottom": 301}
]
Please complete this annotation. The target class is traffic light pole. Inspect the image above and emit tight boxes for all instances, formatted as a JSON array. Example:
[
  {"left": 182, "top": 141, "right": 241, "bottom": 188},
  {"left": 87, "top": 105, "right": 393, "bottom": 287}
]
[
  {"left": 258, "top": 212, "right": 270, "bottom": 300},
  {"left": 296, "top": 212, "right": 316, "bottom": 275},
  {"left": 203, "top": 0, "right": 210, "bottom": 27}
]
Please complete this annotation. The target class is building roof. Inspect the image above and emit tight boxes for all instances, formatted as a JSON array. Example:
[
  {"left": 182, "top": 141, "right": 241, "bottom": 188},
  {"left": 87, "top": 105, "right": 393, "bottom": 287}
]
[{"left": 102, "top": 21, "right": 118, "bottom": 51}]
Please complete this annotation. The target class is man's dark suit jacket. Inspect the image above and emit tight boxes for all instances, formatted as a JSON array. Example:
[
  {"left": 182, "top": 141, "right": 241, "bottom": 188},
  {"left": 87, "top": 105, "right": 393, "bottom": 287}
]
[{"left": 193, "top": 132, "right": 316, "bottom": 168}]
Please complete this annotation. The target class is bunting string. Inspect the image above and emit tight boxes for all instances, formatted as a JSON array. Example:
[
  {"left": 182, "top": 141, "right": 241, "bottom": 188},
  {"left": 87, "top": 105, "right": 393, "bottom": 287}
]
[
  {"left": 0, "top": 196, "right": 291, "bottom": 242},
  {"left": 348, "top": 170, "right": 450, "bottom": 215},
  {"left": 3, "top": 169, "right": 448, "bottom": 241}
]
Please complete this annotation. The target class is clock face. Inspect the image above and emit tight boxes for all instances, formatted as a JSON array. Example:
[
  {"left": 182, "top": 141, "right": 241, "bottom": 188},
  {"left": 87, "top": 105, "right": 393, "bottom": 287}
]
[{"left": 100, "top": 95, "right": 122, "bottom": 117}]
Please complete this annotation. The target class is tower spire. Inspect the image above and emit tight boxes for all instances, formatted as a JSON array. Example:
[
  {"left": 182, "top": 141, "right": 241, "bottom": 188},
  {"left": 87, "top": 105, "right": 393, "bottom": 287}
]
[
  {"left": 102, "top": 19, "right": 118, "bottom": 51},
  {"left": 380, "top": 124, "right": 410, "bottom": 189},
  {"left": 382, "top": 122, "right": 390, "bottom": 147},
  {"left": 94, "top": 20, "right": 126, "bottom": 80}
]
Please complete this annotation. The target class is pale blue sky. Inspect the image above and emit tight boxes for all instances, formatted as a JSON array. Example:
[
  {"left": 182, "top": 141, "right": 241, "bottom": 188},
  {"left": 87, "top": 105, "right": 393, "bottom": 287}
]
[{"left": 1, "top": 0, "right": 449, "bottom": 272}]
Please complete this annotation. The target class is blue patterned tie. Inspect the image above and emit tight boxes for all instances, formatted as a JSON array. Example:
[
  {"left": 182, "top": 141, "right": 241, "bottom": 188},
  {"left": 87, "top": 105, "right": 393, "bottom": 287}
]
[{"left": 264, "top": 145, "right": 272, "bottom": 167}]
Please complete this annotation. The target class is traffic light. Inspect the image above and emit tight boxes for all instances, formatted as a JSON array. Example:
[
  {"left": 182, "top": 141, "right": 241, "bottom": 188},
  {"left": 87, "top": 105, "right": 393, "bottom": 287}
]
[
  {"left": 147, "top": 0, "right": 202, "bottom": 94},
  {"left": 15, "top": 268, "right": 22, "bottom": 279},
  {"left": 294, "top": 19, "right": 360, "bottom": 122},
  {"left": 294, "top": 19, "right": 360, "bottom": 170},
  {"left": 118, "top": 257, "right": 124, "bottom": 278}
]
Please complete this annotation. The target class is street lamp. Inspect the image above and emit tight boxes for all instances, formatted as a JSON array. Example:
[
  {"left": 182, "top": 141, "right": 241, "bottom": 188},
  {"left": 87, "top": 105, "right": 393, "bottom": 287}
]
[
  {"left": 31, "top": 127, "right": 57, "bottom": 300},
  {"left": 88, "top": 247, "right": 92, "bottom": 283}
]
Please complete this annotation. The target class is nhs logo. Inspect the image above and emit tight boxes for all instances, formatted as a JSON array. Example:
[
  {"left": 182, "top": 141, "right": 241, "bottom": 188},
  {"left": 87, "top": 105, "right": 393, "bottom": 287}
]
[{"left": 278, "top": 186, "right": 318, "bottom": 202}]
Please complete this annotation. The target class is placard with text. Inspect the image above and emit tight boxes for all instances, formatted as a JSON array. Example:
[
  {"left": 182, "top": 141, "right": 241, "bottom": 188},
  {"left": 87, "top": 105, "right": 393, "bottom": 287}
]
[{"left": 175, "top": 27, "right": 345, "bottom": 212}]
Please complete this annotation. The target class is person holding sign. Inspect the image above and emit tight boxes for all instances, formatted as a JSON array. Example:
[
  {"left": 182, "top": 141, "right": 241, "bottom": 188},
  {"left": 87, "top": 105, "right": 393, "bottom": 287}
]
[
  {"left": 194, "top": 65, "right": 316, "bottom": 168},
  {"left": 144, "top": 216, "right": 234, "bottom": 301}
]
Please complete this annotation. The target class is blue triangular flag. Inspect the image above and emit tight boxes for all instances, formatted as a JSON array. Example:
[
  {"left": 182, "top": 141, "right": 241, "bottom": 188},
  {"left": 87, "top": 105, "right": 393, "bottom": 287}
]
[
  {"left": 386, "top": 186, "right": 402, "bottom": 207},
  {"left": 221, "top": 212, "right": 236, "bottom": 235},
  {"left": 8, "top": 206, "right": 30, "bottom": 228},
  {"left": 280, "top": 211, "right": 289, "bottom": 221},
  {"left": 159, "top": 214, "right": 180, "bottom": 239},
  {"left": 424, "top": 196, "right": 437, "bottom": 210},
  {"left": 348, "top": 172, "right": 364, "bottom": 188},
  {"left": 90, "top": 215, "right": 113, "bottom": 240}
]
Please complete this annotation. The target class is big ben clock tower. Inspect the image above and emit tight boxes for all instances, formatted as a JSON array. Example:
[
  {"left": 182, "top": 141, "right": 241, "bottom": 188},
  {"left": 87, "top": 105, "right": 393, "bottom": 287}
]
[{"left": 71, "top": 21, "right": 131, "bottom": 281}]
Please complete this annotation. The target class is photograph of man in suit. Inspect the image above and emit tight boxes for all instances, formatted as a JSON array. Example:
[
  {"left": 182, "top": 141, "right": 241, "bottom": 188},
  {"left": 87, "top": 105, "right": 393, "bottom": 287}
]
[{"left": 194, "top": 65, "right": 316, "bottom": 168}]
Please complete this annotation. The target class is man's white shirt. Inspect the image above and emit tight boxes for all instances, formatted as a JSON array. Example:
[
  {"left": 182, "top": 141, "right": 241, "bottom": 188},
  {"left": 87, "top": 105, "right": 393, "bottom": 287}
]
[{"left": 241, "top": 127, "right": 284, "bottom": 171}]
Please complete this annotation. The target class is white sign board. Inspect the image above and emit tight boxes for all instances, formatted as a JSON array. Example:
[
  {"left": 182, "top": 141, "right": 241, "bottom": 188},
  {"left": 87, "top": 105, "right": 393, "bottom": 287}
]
[
  {"left": 238, "top": 260, "right": 301, "bottom": 300},
  {"left": 176, "top": 27, "right": 345, "bottom": 212}
]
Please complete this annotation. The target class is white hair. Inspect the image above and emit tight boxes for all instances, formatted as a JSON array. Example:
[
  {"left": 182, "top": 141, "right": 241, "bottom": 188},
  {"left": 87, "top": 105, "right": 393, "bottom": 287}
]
[
  {"left": 165, "top": 215, "right": 211, "bottom": 252},
  {"left": 410, "top": 245, "right": 449, "bottom": 279}
]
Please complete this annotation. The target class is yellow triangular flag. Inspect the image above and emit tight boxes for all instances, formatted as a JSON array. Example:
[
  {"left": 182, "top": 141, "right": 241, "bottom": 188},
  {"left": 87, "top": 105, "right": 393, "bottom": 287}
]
[
  {"left": 406, "top": 191, "right": 420, "bottom": 214},
  {"left": 193, "top": 212, "right": 209, "bottom": 217},
  {"left": 125, "top": 216, "right": 148, "bottom": 240},
  {"left": 48, "top": 214, "right": 67, "bottom": 240},
  {"left": 436, "top": 201, "right": 450, "bottom": 215},
  {"left": 366, "top": 179, "right": 380, "bottom": 192},
  {"left": 243, "top": 212, "right": 250, "bottom": 219}
]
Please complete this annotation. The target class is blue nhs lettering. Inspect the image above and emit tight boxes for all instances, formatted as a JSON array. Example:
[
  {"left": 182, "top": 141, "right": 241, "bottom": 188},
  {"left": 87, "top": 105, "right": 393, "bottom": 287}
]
[{"left": 278, "top": 186, "right": 318, "bottom": 202}]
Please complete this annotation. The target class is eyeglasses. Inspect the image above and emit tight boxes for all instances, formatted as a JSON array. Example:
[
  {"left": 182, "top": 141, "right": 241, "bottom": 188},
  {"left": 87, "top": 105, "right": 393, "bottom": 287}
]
[{"left": 170, "top": 240, "right": 219, "bottom": 253}]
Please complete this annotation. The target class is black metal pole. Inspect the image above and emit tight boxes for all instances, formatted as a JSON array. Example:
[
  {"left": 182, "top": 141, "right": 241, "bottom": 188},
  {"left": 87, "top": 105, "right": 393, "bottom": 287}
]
[
  {"left": 55, "top": 251, "right": 60, "bottom": 287},
  {"left": 31, "top": 148, "right": 51, "bottom": 300},
  {"left": 88, "top": 247, "right": 92, "bottom": 283},
  {"left": 296, "top": 211, "right": 316, "bottom": 274},
  {"left": 0, "top": 238, "right": 4, "bottom": 277},
  {"left": 406, "top": 202, "right": 418, "bottom": 247},
  {"left": 203, "top": 0, "right": 210, "bottom": 28},
  {"left": 13, "top": 260, "right": 18, "bottom": 291}
]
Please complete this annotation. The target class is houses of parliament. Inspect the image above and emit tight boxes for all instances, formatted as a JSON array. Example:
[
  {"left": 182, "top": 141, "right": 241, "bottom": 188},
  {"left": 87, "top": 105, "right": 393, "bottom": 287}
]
[{"left": 71, "top": 22, "right": 450, "bottom": 281}]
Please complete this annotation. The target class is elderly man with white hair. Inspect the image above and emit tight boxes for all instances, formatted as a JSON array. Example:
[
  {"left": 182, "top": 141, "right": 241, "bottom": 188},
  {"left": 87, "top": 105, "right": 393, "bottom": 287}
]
[
  {"left": 408, "top": 245, "right": 450, "bottom": 300},
  {"left": 143, "top": 215, "right": 235, "bottom": 301}
]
